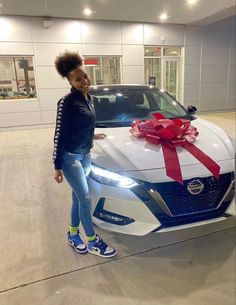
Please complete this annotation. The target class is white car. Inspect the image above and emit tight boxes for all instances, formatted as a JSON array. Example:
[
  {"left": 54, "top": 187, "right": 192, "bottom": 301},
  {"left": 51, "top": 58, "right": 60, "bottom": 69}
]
[{"left": 89, "top": 85, "right": 235, "bottom": 236}]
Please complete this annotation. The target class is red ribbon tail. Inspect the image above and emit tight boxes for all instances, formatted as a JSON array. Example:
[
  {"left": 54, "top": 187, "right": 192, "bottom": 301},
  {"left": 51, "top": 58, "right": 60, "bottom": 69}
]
[
  {"left": 162, "top": 143, "right": 183, "bottom": 185},
  {"left": 183, "top": 142, "right": 220, "bottom": 179}
]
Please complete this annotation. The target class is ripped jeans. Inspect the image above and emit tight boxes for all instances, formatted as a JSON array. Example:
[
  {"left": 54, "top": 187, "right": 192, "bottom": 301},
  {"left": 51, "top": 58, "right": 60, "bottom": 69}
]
[{"left": 62, "top": 151, "right": 95, "bottom": 237}]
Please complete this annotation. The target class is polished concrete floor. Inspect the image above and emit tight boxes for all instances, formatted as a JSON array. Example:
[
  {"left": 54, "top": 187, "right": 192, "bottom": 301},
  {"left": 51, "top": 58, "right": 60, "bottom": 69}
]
[{"left": 0, "top": 112, "right": 235, "bottom": 305}]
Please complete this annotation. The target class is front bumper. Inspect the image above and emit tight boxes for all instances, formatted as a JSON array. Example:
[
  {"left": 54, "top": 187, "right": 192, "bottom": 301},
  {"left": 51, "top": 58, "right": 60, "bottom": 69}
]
[
  {"left": 89, "top": 171, "right": 235, "bottom": 236},
  {"left": 89, "top": 178, "right": 161, "bottom": 235},
  {"left": 156, "top": 197, "right": 235, "bottom": 233}
]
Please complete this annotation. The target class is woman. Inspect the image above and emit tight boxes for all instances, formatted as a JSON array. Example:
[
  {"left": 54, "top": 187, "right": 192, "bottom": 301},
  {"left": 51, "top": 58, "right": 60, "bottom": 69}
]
[{"left": 53, "top": 51, "right": 116, "bottom": 258}]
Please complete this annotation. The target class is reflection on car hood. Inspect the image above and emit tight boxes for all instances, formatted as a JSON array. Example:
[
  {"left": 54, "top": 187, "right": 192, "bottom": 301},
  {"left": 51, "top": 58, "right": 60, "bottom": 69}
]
[{"left": 92, "top": 118, "right": 235, "bottom": 172}]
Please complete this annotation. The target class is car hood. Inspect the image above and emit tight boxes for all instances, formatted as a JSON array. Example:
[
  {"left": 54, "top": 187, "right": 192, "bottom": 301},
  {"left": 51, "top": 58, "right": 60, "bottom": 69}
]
[{"left": 92, "top": 118, "right": 235, "bottom": 172}]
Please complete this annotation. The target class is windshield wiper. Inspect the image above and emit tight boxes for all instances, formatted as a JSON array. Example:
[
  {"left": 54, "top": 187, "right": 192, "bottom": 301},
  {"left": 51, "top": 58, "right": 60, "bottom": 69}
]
[
  {"left": 96, "top": 121, "right": 132, "bottom": 128},
  {"left": 96, "top": 123, "right": 109, "bottom": 127}
]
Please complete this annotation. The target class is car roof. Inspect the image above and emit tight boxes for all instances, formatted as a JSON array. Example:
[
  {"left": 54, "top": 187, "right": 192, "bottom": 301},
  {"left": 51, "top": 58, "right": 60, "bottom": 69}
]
[{"left": 90, "top": 84, "right": 159, "bottom": 92}]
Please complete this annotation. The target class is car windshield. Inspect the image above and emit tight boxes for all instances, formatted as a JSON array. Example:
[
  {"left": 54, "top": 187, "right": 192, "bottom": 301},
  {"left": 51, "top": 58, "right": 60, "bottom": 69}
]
[{"left": 91, "top": 88, "right": 190, "bottom": 127}]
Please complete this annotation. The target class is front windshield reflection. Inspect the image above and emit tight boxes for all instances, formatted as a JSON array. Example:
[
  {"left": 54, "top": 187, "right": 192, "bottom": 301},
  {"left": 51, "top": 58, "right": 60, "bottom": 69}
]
[{"left": 91, "top": 89, "right": 189, "bottom": 127}]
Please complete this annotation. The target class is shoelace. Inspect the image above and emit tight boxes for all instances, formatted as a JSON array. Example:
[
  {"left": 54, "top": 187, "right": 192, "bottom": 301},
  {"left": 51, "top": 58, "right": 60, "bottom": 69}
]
[{"left": 95, "top": 236, "right": 108, "bottom": 252}]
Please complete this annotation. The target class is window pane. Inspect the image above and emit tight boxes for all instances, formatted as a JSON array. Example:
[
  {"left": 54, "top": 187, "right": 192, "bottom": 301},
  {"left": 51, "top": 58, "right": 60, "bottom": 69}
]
[
  {"left": 144, "top": 58, "right": 161, "bottom": 87},
  {"left": 163, "top": 48, "right": 181, "bottom": 56},
  {"left": 0, "top": 57, "right": 15, "bottom": 98},
  {"left": 84, "top": 56, "right": 121, "bottom": 85},
  {"left": 165, "top": 60, "right": 178, "bottom": 98},
  {"left": 144, "top": 46, "right": 161, "bottom": 57},
  {"left": 0, "top": 56, "right": 37, "bottom": 100}
]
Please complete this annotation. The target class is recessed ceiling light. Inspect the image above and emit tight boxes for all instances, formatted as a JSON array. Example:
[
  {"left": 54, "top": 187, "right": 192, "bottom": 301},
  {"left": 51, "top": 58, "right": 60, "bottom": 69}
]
[
  {"left": 187, "top": 0, "right": 197, "bottom": 4},
  {"left": 83, "top": 8, "right": 92, "bottom": 16},
  {"left": 159, "top": 13, "right": 168, "bottom": 21}
]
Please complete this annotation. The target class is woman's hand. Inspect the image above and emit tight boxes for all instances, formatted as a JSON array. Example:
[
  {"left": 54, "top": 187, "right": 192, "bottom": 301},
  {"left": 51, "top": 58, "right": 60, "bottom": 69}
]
[
  {"left": 94, "top": 133, "right": 107, "bottom": 140},
  {"left": 54, "top": 170, "right": 63, "bottom": 183}
]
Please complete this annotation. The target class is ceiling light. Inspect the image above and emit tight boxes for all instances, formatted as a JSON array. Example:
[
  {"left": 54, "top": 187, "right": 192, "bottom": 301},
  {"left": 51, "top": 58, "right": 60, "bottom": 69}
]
[
  {"left": 159, "top": 13, "right": 168, "bottom": 21},
  {"left": 187, "top": 0, "right": 197, "bottom": 4},
  {"left": 83, "top": 8, "right": 92, "bottom": 16}
]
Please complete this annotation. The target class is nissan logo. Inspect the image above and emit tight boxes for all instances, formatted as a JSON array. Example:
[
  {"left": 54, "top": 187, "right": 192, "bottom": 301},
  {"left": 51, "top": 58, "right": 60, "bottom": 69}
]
[{"left": 187, "top": 179, "right": 204, "bottom": 195}]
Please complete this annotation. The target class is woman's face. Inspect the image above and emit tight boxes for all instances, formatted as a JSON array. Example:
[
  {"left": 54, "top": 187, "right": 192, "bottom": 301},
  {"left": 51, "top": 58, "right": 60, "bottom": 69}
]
[{"left": 68, "top": 66, "right": 90, "bottom": 94}]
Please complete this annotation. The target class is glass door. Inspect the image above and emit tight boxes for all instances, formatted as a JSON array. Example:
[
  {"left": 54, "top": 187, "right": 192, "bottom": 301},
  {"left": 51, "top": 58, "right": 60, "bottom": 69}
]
[
  {"left": 163, "top": 58, "right": 179, "bottom": 100},
  {"left": 144, "top": 47, "right": 182, "bottom": 101},
  {"left": 144, "top": 58, "right": 161, "bottom": 87}
]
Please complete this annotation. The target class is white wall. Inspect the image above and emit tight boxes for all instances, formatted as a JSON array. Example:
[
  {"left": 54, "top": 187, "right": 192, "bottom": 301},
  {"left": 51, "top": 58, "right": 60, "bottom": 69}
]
[{"left": 0, "top": 15, "right": 235, "bottom": 127}]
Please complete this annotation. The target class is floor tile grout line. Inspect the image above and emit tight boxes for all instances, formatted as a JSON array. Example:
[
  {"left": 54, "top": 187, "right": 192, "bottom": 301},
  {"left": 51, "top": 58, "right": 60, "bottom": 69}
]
[{"left": 0, "top": 225, "right": 235, "bottom": 295}]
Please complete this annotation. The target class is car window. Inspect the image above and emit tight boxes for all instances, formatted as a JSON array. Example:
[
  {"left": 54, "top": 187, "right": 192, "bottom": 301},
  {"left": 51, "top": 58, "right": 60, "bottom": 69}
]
[
  {"left": 91, "top": 89, "right": 189, "bottom": 127},
  {"left": 142, "top": 93, "right": 150, "bottom": 108},
  {"left": 151, "top": 92, "right": 185, "bottom": 116}
]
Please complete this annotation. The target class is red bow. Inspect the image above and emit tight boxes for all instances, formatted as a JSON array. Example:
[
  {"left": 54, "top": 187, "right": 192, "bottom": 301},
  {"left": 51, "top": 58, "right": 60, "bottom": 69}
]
[{"left": 130, "top": 113, "right": 220, "bottom": 184}]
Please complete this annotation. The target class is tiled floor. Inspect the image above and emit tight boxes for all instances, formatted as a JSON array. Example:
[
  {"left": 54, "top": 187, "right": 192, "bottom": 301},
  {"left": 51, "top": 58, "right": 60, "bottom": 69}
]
[
  {"left": 0, "top": 112, "right": 235, "bottom": 305},
  {"left": 199, "top": 112, "right": 235, "bottom": 139}
]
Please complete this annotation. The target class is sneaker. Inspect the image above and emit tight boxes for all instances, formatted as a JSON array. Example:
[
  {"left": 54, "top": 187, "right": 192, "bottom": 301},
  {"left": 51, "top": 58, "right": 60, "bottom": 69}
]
[
  {"left": 67, "top": 232, "right": 88, "bottom": 254},
  {"left": 87, "top": 235, "right": 116, "bottom": 258}
]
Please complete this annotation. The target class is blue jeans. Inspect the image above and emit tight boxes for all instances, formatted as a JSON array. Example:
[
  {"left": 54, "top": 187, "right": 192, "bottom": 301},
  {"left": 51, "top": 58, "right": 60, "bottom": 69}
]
[{"left": 62, "top": 151, "right": 95, "bottom": 237}]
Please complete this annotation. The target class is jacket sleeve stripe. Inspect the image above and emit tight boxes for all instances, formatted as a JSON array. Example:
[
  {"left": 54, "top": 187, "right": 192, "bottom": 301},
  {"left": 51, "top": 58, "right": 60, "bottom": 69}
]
[{"left": 52, "top": 98, "right": 67, "bottom": 169}]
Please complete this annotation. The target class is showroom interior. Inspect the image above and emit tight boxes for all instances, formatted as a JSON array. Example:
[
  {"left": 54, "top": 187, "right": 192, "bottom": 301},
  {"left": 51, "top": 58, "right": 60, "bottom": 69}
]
[{"left": 0, "top": 0, "right": 235, "bottom": 304}]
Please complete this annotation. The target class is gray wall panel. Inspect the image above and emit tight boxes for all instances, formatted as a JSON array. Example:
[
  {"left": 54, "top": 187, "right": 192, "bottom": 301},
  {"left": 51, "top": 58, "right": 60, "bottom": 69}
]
[
  {"left": 185, "top": 47, "right": 201, "bottom": 65},
  {"left": 184, "top": 26, "right": 202, "bottom": 46},
  {"left": 184, "top": 16, "right": 235, "bottom": 112},
  {"left": 184, "top": 83, "right": 200, "bottom": 102},
  {"left": 202, "top": 47, "right": 230, "bottom": 65},
  {"left": 201, "top": 65, "right": 229, "bottom": 83},
  {"left": 200, "top": 83, "right": 227, "bottom": 100},
  {"left": 202, "top": 17, "right": 232, "bottom": 46},
  {"left": 184, "top": 65, "right": 200, "bottom": 84},
  {"left": 199, "top": 99, "right": 228, "bottom": 111}
]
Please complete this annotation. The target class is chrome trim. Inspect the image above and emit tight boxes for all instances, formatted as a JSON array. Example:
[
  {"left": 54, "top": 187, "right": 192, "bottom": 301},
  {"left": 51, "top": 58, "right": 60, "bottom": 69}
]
[
  {"left": 216, "top": 179, "right": 235, "bottom": 209},
  {"left": 147, "top": 190, "right": 173, "bottom": 216}
]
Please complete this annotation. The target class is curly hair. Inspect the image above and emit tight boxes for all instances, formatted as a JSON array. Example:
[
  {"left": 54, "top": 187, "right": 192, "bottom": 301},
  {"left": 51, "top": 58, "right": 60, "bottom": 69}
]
[{"left": 54, "top": 51, "right": 83, "bottom": 78}]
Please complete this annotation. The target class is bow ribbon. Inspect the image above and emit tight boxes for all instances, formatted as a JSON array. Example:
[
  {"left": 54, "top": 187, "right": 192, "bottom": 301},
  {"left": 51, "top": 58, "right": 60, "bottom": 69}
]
[{"left": 130, "top": 113, "right": 220, "bottom": 184}]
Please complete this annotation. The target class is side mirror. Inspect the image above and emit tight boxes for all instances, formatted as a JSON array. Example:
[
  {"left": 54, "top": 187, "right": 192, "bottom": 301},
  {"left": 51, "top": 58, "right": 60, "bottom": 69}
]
[{"left": 187, "top": 105, "right": 197, "bottom": 115}]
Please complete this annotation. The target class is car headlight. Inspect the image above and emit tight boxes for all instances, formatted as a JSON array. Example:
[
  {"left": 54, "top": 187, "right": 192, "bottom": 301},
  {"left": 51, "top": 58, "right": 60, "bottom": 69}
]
[{"left": 90, "top": 165, "right": 137, "bottom": 188}]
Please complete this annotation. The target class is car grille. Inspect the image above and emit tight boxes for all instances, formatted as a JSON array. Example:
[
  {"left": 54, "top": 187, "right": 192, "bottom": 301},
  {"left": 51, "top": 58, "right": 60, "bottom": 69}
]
[
  {"left": 159, "top": 201, "right": 232, "bottom": 228},
  {"left": 153, "top": 172, "right": 234, "bottom": 217}
]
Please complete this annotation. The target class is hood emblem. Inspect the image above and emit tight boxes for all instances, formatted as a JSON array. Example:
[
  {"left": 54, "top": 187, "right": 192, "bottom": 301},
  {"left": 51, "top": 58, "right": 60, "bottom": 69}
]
[{"left": 187, "top": 179, "right": 204, "bottom": 195}]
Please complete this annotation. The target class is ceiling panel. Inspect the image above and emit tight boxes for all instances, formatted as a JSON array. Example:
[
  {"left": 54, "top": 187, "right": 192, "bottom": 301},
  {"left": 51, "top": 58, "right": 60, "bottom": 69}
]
[
  {"left": 0, "top": 0, "right": 45, "bottom": 16},
  {"left": 0, "top": 0, "right": 235, "bottom": 25}
]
